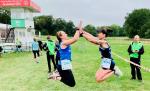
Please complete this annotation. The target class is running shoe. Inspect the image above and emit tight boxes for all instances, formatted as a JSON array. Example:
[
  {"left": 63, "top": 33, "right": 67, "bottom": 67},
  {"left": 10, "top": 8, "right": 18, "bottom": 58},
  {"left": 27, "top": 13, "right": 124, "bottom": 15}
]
[{"left": 114, "top": 66, "right": 123, "bottom": 77}]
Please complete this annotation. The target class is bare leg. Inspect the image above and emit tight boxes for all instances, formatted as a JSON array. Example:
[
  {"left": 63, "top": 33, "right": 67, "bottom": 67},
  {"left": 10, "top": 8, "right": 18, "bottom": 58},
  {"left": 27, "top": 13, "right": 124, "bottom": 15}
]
[
  {"left": 96, "top": 69, "right": 114, "bottom": 83},
  {"left": 100, "top": 71, "right": 114, "bottom": 81}
]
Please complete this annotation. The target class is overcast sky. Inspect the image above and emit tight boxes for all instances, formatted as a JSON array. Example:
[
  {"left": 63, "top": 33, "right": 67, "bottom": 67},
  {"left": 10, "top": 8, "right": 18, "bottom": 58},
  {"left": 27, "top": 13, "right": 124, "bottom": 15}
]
[{"left": 32, "top": 0, "right": 150, "bottom": 26}]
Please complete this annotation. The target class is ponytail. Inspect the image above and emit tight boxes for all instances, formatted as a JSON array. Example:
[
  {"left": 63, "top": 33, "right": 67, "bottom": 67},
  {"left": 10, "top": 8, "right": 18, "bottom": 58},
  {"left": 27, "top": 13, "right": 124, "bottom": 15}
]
[{"left": 56, "top": 31, "right": 63, "bottom": 44}]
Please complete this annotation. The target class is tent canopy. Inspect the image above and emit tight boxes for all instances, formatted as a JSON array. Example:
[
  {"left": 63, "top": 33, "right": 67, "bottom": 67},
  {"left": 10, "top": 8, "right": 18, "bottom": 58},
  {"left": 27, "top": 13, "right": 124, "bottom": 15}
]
[{"left": 0, "top": 0, "right": 41, "bottom": 12}]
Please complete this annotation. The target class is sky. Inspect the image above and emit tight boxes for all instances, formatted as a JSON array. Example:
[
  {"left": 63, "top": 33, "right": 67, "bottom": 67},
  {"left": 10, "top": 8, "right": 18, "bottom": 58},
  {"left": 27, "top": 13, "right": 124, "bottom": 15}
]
[{"left": 32, "top": 0, "right": 150, "bottom": 26}]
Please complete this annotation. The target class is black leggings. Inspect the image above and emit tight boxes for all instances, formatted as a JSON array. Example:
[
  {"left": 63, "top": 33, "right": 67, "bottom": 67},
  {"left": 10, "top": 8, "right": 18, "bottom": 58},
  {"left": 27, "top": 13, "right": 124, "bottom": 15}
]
[
  {"left": 130, "top": 58, "right": 142, "bottom": 80},
  {"left": 57, "top": 65, "right": 76, "bottom": 87},
  {"left": 55, "top": 56, "right": 60, "bottom": 66},
  {"left": 33, "top": 50, "right": 40, "bottom": 58},
  {"left": 47, "top": 53, "right": 57, "bottom": 72}
]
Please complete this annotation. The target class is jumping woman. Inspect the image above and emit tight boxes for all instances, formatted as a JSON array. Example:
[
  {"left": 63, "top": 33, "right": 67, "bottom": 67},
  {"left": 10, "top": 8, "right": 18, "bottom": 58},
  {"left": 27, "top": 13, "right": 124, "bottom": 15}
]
[
  {"left": 80, "top": 29, "right": 122, "bottom": 83},
  {"left": 55, "top": 22, "right": 82, "bottom": 87}
]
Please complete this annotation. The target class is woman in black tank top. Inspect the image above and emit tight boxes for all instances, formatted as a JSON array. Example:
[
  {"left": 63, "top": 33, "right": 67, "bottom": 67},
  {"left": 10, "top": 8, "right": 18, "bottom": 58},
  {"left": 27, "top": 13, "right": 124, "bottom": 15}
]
[
  {"left": 80, "top": 28, "right": 122, "bottom": 83},
  {"left": 99, "top": 44, "right": 112, "bottom": 59}
]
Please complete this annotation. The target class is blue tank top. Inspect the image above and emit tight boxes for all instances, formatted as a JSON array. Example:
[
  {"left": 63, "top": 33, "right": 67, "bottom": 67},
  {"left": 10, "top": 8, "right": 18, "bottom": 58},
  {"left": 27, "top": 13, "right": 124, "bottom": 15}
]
[
  {"left": 99, "top": 45, "right": 112, "bottom": 59},
  {"left": 59, "top": 44, "right": 72, "bottom": 61}
]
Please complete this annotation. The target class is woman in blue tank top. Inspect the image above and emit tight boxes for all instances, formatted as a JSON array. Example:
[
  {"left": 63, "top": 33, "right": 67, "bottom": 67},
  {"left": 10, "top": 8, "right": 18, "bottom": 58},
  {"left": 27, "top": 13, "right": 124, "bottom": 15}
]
[
  {"left": 80, "top": 29, "right": 122, "bottom": 83},
  {"left": 59, "top": 43, "right": 71, "bottom": 61},
  {"left": 54, "top": 22, "right": 82, "bottom": 87}
]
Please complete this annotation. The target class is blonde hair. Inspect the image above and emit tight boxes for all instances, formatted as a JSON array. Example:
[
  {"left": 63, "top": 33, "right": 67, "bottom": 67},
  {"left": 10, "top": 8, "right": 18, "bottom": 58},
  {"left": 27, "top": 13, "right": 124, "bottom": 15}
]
[
  {"left": 134, "top": 35, "right": 140, "bottom": 39},
  {"left": 56, "top": 31, "right": 64, "bottom": 43}
]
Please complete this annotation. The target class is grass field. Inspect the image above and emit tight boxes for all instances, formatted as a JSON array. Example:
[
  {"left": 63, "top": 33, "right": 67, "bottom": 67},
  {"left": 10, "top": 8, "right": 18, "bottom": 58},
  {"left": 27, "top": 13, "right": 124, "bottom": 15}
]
[{"left": 0, "top": 37, "right": 150, "bottom": 91}]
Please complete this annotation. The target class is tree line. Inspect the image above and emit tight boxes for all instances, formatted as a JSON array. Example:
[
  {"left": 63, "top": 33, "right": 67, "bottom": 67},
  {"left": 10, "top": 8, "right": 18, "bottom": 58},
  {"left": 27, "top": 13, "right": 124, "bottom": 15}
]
[
  {"left": 34, "top": 15, "right": 126, "bottom": 37},
  {"left": 1, "top": 8, "right": 150, "bottom": 38}
]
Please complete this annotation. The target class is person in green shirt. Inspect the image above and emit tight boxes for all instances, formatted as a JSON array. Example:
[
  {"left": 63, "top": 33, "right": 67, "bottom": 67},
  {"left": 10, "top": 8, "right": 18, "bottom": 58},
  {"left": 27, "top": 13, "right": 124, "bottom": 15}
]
[
  {"left": 128, "top": 35, "right": 144, "bottom": 81},
  {"left": 43, "top": 35, "right": 57, "bottom": 76}
]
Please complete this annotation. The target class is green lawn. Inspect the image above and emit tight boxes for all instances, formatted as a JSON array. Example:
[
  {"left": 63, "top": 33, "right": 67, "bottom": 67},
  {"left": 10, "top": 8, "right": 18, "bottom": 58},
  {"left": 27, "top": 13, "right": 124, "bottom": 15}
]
[{"left": 0, "top": 37, "right": 150, "bottom": 91}]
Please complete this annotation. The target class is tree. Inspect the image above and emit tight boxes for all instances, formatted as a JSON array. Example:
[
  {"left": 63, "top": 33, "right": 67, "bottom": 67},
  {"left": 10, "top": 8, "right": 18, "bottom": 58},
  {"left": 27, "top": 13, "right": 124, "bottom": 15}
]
[
  {"left": 84, "top": 24, "right": 96, "bottom": 36},
  {"left": 53, "top": 19, "right": 76, "bottom": 36},
  {"left": 110, "top": 24, "right": 126, "bottom": 36},
  {"left": 145, "top": 29, "right": 150, "bottom": 38},
  {"left": 65, "top": 21, "right": 75, "bottom": 36},
  {"left": 141, "top": 21, "right": 150, "bottom": 38},
  {"left": 34, "top": 15, "right": 54, "bottom": 35},
  {"left": 34, "top": 16, "right": 76, "bottom": 36},
  {"left": 53, "top": 18, "right": 67, "bottom": 34},
  {"left": 44, "top": 16, "right": 55, "bottom": 34},
  {"left": 0, "top": 9, "right": 10, "bottom": 24},
  {"left": 124, "top": 8, "right": 150, "bottom": 38}
]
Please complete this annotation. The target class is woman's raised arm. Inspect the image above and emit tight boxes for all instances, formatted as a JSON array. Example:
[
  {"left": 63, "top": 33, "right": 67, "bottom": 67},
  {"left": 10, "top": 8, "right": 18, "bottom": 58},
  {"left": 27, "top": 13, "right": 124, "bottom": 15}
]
[
  {"left": 81, "top": 30, "right": 105, "bottom": 45},
  {"left": 62, "top": 21, "right": 82, "bottom": 45}
]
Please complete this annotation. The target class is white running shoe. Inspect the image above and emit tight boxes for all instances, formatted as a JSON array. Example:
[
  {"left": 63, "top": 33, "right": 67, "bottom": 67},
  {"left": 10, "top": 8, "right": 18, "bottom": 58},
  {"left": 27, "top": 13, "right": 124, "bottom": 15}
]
[{"left": 114, "top": 66, "right": 123, "bottom": 77}]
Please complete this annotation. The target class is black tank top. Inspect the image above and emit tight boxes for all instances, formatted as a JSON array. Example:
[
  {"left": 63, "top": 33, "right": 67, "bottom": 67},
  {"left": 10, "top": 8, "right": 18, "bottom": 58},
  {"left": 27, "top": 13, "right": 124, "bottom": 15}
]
[{"left": 99, "top": 44, "right": 112, "bottom": 59}]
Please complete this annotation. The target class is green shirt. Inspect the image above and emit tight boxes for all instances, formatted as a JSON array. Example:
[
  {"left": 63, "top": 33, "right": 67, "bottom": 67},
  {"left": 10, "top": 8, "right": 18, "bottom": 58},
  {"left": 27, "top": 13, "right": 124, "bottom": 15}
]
[
  {"left": 47, "top": 40, "right": 55, "bottom": 55},
  {"left": 130, "top": 42, "right": 143, "bottom": 58}
]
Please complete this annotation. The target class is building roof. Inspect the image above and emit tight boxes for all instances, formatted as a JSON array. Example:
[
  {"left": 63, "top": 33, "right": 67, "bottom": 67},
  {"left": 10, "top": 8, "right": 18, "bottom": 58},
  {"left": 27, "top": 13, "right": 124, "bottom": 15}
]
[{"left": 0, "top": 0, "right": 41, "bottom": 12}]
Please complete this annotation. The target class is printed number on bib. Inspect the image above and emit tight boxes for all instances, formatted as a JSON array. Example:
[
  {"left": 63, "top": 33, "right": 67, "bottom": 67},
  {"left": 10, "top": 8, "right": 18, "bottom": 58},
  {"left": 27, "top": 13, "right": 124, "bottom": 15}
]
[
  {"left": 61, "top": 60, "right": 72, "bottom": 70},
  {"left": 101, "top": 58, "right": 111, "bottom": 69}
]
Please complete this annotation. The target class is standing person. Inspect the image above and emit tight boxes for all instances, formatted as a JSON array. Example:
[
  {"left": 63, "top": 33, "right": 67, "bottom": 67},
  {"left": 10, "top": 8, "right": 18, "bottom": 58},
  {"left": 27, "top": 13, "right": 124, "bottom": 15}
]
[
  {"left": 32, "top": 38, "right": 40, "bottom": 63},
  {"left": 55, "top": 40, "right": 60, "bottom": 66},
  {"left": 128, "top": 35, "right": 144, "bottom": 82},
  {"left": 80, "top": 28, "right": 122, "bottom": 83},
  {"left": 37, "top": 38, "right": 43, "bottom": 55},
  {"left": 54, "top": 22, "right": 81, "bottom": 87},
  {"left": 16, "top": 38, "right": 22, "bottom": 52},
  {"left": 0, "top": 46, "right": 3, "bottom": 57},
  {"left": 43, "top": 36, "right": 57, "bottom": 75}
]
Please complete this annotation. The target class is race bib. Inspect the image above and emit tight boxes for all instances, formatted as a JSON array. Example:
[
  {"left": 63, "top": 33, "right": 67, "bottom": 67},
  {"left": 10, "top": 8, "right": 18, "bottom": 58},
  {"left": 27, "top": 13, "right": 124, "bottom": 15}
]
[
  {"left": 101, "top": 58, "right": 112, "bottom": 69},
  {"left": 61, "top": 59, "right": 72, "bottom": 70}
]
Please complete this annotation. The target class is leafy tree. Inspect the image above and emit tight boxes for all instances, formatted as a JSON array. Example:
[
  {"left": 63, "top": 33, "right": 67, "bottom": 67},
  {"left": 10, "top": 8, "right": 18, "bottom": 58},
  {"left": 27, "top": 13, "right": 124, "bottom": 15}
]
[
  {"left": 65, "top": 21, "right": 75, "bottom": 36},
  {"left": 145, "top": 29, "right": 150, "bottom": 38},
  {"left": 124, "top": 8, "right": 150, "bottom": 38},
  {"left": 84, "top": 24, "right": 96, "bottom": 36},
  {"left": 34, "top": 16, "right": 76, "bottom": 36},
  {"left": 110, "top": 24, "right": 126, "bottom": 36},
  {"left": 34, "top": 15, "right": 54, "bottom": 35},
  {"left": 141, "top": 21, "right": 150, "bottom": 38},
  {"left": 0, "top": 9, "right": 10, "bottom": 24},
  {"left": 53, "top": 18, "right": 67, "bottom": 34}
]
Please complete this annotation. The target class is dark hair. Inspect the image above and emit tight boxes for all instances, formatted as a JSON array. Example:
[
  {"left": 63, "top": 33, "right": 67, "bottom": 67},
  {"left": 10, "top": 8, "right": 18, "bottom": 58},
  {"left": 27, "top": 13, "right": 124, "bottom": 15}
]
[
  {"left": 33, "top": 38, "right": 37, "bottom": 42},
  {"left": 97, "top": 29, "right": 113, "bottom": 37},
  {"left": 47, "top": 35, "right": 51, "bottom": 40},
  {"left": 97, "top": 29, "right": 108, "bottom": 37}
]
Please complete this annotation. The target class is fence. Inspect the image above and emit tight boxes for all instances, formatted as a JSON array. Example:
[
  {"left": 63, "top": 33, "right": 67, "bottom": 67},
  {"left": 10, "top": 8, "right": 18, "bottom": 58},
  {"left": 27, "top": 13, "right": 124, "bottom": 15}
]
[{"left": 0, "top": 42, "right": 32, "bottom": 53}]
